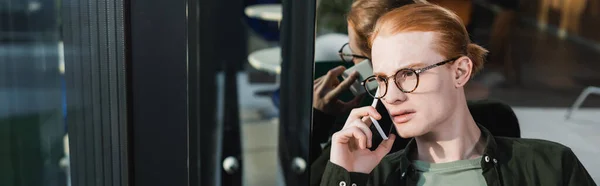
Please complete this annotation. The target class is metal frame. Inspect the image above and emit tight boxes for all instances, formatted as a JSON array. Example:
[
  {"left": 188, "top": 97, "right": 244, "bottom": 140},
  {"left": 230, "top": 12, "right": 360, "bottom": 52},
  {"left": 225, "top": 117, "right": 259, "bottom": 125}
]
[
  {"left": 210, "top": 0, "right": 247, "bottom": 186},
  {"left": 279, "top": 0, "right": 316, "bottom": 185},
  {"left": 128, "top": 0, "right": 194, "bottom": 185},
  {"left": 128, "top": 0, "right": 230, "bottom": 185}
]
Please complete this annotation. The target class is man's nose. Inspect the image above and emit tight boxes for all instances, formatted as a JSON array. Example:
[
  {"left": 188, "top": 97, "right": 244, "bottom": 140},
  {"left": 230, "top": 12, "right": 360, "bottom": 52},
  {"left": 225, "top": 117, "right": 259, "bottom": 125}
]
[{"left": 383, "top": 80, "right": 407, "bottom": 104}]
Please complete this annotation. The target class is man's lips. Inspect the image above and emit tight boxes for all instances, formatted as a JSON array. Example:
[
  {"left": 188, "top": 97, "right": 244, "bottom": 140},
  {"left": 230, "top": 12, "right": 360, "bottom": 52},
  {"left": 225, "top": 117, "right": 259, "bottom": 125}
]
[{"left": 390, "top": 110, "right": 416, "bottom": 124}]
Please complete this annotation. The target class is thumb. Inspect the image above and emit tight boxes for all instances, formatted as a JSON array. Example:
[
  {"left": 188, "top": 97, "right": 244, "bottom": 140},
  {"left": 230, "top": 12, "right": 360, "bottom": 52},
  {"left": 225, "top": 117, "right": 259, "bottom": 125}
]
[{"left": 374, "top": 133, "right": 396, "bottom": 159}]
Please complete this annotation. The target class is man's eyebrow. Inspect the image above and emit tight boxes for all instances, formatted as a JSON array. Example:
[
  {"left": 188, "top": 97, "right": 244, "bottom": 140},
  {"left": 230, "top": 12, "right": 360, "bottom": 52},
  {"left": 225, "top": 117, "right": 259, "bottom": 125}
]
[
  {"left": 373, "top": 62, "right": 428, "bottom": 77},
  {"left": 406, "top": 62, "right": 427, "bottom": 69},
  {"left": 373, "top": 71, "right": 387, "bottom": 77}
]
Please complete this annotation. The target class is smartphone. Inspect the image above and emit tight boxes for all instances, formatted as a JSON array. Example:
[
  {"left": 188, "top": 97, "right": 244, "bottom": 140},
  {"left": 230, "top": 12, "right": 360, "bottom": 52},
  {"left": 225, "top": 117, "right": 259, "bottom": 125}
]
[{"left": 341, "top": 59, "right": 376, "bottom": 96}]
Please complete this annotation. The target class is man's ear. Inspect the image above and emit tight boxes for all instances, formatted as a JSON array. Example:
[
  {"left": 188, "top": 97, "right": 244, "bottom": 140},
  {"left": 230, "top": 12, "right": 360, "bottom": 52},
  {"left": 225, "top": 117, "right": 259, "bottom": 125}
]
[{"left": 453, "top": 56, "right": 473, "bottom": 87}]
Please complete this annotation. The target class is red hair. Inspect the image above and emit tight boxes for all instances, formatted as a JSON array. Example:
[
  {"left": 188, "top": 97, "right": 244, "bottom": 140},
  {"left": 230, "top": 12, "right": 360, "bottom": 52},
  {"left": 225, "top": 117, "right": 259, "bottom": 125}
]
[
  {"left": 346, "top": 0, "right": 426, "bottom": 57},
  {"left": 369, "top": 3, "right": 488, "bottom": 76}
]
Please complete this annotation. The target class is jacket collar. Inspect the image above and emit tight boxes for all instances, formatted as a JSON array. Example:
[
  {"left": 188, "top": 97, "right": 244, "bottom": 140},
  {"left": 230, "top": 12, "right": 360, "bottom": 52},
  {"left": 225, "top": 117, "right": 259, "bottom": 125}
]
[{"left": 397, "top": 123, "right": 500, "bottom": 178}]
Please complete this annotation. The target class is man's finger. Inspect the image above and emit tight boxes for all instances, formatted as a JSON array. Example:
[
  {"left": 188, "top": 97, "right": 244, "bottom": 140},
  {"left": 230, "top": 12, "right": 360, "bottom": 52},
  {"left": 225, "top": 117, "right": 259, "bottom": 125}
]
[
  {"left": 314, "top": 83, "right": 325, "bottom": 97},
  {"left": 324, "top": 71, "right": 358, "bottom": 101},
  {"left": 326, "top": 66, "right": 347, "bottom": 77},
  {"left": 334, "top": 127, "right": 368, "bottom": 150},
  {"left": 314, "top": 78, "right": 324, "bottom": 91},
  {"left": 358, "top": 121, "right": 373, "bottom": 148},
  {"left": 321, "top": 75, "right": 340, "bottom": 93},
  {"left": 314, "top": 76, "right": 323, "bottom": 84},
  {"left": 374, "top": 134, "right": 396, "bottom": 159},
  {"left": 322, "top": 66, "right": 345, "bottom": 85},
  {"left": 350, "top": 127, "right": 368, "bottom": 150},
  {"left": 360, "top": 116, "right": 373, "bottom": 125},
  {"left": 346, "top": 120, "right": 373, "bottom": 148},
  {"left": 348, "top": 106, "right": 382, "bottom": 121}
]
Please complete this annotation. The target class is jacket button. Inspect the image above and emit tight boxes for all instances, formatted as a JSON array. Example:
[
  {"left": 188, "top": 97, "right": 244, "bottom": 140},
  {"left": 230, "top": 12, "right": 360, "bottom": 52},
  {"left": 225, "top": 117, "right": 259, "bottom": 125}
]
[
  {"left": 493, "top": 158, "right": 498, "bottom": 164},
  {"left": 401, "top": 172, "right": 406, "bottom": 178},
  {"left": 339, "top": 181, "right": 346, "bottom": 186},
  {"left": 484, "top": 156, "right": 490, "bottom": 162},
  {"left": 352, "top": 184, "right": 357, "bottom": 186}
]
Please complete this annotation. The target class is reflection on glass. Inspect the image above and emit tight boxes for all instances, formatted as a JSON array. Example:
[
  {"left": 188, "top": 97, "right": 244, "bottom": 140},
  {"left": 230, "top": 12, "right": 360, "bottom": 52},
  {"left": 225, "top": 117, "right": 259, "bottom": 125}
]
[{"left": 0, "top": 0, "right": 69, "bottom": 185}]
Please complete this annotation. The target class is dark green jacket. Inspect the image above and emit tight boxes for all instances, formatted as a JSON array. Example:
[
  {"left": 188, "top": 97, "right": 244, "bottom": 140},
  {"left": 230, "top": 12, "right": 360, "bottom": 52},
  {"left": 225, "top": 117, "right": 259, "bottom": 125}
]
[
  {"left": 320, "top": 125, "right": 597, "bottom": 186},
  {"left": 310, "top": 100, "right": 522, "bottom": 185}
]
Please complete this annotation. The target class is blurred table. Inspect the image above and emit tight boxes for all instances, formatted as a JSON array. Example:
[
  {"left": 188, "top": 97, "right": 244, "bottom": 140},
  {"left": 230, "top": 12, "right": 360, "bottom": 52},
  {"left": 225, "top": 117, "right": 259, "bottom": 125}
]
[
  {"left": 245, "top": 4, "right": 283, "bottom": 74},
  {"left": 244, "top": 4, "right": 282, "bottom": 22},
  {"left": 248, "top": 47, "right": 281, "bottom": 74}
]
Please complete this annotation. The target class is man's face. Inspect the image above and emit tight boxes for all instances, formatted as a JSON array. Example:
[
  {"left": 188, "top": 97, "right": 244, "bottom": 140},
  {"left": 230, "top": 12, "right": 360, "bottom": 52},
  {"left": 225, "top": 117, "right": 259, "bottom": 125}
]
[{"left": 371, "top": 31, "right": 460, "bottom": 138}]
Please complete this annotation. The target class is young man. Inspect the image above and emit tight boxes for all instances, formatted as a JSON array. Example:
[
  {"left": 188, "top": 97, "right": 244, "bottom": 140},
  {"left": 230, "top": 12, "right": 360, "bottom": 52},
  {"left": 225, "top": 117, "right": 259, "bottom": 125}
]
[{"left": 321, "top": 3, "right": 596, "bottom": 186}]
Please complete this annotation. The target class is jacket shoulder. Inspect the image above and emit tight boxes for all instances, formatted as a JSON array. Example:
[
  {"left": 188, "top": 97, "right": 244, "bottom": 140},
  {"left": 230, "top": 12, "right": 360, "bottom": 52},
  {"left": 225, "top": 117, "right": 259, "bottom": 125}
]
[
  {"left": 494, "top": 137, "right": 574, "bottom": 174},
  {"left": 495, "top": 137, "right": 572, "bottom": 155},
  {"left": 494, "top": 137, "right": 596, "bottom": 185}
]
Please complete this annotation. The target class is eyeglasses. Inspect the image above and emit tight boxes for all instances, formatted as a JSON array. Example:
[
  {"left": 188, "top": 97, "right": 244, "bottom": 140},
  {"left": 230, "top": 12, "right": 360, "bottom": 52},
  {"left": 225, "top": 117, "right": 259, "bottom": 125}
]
[
  {"left": 361, "top": 57, "right": 460, "bottom": 99},
  {"left": 338, "top": 43, "right": 369, "bottom": 63}
]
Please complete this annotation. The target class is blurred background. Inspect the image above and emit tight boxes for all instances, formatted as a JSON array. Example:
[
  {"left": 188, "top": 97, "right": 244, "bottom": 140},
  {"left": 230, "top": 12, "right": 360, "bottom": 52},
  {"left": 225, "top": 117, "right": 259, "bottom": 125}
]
[
  {"left": 1, "top": 0, "right": 68, "bottom": 185},
  {"left": 1, "top": 0, "right": 599, "bottom": 186}
]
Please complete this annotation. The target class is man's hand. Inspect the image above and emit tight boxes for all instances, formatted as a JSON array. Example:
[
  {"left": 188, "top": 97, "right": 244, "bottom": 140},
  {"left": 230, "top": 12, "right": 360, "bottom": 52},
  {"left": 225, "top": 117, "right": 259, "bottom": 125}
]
[
  {"left": 313, "top": 66, "right": 364, "bottom": 116},
  {"left": 330, "top": 106, "right": 396, "bottom": 174}
]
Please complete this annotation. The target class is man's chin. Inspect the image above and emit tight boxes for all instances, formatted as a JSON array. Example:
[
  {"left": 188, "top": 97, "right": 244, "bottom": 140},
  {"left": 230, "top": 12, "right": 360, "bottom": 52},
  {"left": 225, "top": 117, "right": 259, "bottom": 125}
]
[
  {"left": 394, "top": 123, "right": 426, "bottom": 139},
  {"left": 395, "top": 132, "right": 416, "bottom": 139}
]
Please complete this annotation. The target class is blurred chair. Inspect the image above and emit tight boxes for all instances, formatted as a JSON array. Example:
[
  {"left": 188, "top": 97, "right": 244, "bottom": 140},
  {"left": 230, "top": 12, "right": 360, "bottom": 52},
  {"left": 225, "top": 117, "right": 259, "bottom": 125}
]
[
  {"left": 566, "top": 86, "right": 600, "bottom": 119},
  {"left": 468, "top": 100, "right": 521, "bottom": 138}
]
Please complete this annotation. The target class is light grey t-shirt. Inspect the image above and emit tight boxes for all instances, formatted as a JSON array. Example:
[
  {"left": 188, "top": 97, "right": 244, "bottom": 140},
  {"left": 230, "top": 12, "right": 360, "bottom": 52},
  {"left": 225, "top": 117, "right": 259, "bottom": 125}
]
[{"left": 412, "top": 157, "right": 488, "bottom": 186}]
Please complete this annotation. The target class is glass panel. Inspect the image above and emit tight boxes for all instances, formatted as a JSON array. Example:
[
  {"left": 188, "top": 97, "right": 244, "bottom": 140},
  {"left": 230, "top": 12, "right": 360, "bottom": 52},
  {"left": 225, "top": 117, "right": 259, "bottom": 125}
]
[
  {"left": 238, "top": 0, "right": 284, "bottom": 185},
  {"left": 0, "top": 0, "right": 70, "bottom": 185}
]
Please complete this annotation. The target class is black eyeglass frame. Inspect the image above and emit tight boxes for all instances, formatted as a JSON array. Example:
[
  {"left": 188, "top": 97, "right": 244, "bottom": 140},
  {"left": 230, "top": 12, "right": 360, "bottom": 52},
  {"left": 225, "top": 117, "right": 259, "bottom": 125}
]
[
  {"left": 338, "top": 42, "right": 369, "bottom": 63},
  {"left": 361, "top": 56, "right": 461, "bottom": 98}
]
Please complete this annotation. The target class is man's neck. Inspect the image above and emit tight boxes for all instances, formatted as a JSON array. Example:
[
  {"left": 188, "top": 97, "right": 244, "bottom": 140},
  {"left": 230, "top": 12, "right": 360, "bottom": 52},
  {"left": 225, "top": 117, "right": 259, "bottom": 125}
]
[{"left": 413, "top": 104, "right": 484, "bottom": 164}]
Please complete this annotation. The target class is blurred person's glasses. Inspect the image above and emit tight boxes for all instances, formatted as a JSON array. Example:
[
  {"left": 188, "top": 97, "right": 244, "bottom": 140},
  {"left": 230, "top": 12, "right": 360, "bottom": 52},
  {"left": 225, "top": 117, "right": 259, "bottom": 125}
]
[
  {"left": 361, "top": 57, "right": 460, "bottom": 99},
  {"left": 338, "top": 43, "right": 369, "bottom": 63}
]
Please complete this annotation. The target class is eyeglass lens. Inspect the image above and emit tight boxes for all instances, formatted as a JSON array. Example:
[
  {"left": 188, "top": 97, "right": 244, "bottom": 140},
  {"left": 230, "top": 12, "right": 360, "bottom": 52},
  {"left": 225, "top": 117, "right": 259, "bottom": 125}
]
[
  {"left": 340, "top": 44, "right": 354, "bottom": 62},
  {"left": 365, "top": 69, "right": 419, "bottom": 98}
]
